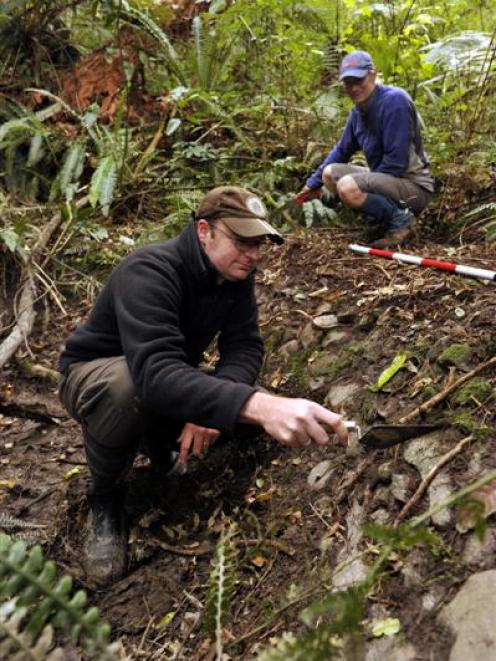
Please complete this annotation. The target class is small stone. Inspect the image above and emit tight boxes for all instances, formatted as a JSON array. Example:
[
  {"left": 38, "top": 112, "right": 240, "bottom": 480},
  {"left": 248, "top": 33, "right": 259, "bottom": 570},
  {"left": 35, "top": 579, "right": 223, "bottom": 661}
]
[
  {"left": 280, "top": 339, "right": 299, "bottom": 355},
  {"left": 309, "top": 352, "right": 337, "bottom": 376},
  {"left": 326, "top": 382, "right": 361, "bottom": 410},
  {"left": 370, "top": 508, "right": 390, "bottom": 524},
  {"left": 312, "top": 314, "right": 339, "bottom": 330},
  {"left": 372, "top": 486, "right": 391, "bottom": 507},
  {"left": 377, "top": 461, "right": 394, "bottom": 481},
  {"left": 299, "top": 321, "right": 319, "bottom": 349},
  {"left": 322, "top": 329, "right": 348, "bottom": 347},
  {"left": 439, "top": 570, "right": 496, "bottom": 661},
  {"left": 462, "top": 529, "right": 496, "bottom": 569},
  {"left": 391, "top": 474, "right": 413, "bottom": 503}
]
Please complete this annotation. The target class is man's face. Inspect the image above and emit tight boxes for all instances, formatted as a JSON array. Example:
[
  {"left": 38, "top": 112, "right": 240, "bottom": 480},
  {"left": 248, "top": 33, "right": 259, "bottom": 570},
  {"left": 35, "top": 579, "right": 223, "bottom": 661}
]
[
  {"left": 196, "top": 219, "right": 266, "bottom": 281},
  {"left": 342, "top": 71, "right": 377, "bottom": 106}
]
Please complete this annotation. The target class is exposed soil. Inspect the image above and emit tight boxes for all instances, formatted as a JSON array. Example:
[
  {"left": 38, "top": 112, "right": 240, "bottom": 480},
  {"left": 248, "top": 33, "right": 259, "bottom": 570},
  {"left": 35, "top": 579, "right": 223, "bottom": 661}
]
[{"left": 1, "top": 213, "right": 496, "bottom": 659}]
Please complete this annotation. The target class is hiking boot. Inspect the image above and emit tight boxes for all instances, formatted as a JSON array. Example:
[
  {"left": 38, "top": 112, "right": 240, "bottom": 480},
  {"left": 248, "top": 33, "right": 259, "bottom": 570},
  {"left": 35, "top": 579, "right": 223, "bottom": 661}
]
[
  {"left": 362, "top": 219, "right": 388, "bottom": 245},
  {"left": 371, "top": 225, "right": 412, "bottom": 249},
  {"left": 84, "top": 488, "right": 128, "bottom": 587}
]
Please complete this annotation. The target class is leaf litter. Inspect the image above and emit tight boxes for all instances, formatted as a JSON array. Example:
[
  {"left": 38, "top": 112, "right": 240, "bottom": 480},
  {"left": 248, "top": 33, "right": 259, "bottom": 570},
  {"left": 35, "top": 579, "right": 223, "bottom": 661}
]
[{"left": 1, "top": 224, "right": 496, "bottom": 658}]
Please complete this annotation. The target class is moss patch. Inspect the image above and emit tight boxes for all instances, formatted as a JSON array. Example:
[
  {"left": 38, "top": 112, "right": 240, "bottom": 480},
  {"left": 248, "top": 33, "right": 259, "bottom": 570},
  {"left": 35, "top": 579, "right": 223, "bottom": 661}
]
[
  {"left": 438, "top": 343, "right": 471, "bottom": 367},
  {"left": 451, "top": 378, "right": 494, "bottom": 406}
]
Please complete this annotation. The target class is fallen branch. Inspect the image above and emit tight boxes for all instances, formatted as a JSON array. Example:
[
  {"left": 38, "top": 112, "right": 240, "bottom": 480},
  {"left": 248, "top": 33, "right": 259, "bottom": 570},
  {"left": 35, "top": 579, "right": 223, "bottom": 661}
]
[
  {"left": 398, "top": 356, "right": 496, "bottom": 424},
  {"left": 394, "top": 435, "right": 474, "bottom": 524},
  {"left": 0, "top": 196, "right": 89, "bottom": 370}
]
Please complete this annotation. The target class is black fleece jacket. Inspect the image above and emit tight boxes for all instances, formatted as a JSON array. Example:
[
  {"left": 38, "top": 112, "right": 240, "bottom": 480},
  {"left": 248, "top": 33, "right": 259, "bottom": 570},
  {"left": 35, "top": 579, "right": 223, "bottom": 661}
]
[{"left": 59, "top": 221, "right": 264, "bottom": 433}]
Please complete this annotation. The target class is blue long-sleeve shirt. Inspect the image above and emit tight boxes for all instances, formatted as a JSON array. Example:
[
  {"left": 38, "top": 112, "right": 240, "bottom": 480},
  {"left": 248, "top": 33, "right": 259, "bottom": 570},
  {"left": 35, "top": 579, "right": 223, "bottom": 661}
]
[{"left": 306, "top": 84, "right": 434, "bottom": 192}]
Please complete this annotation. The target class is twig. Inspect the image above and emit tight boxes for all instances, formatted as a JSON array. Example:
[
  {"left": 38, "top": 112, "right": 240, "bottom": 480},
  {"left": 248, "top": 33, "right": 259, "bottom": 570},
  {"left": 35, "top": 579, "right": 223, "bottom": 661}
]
[
  {"left": 0, "top": 196, "right": 89, "bottom": 370},
  {"left": 333, "top": 452, "right": 377, "bottom": 507},
  {"left": 394, "top": 435, "right": 474, "bottom": 524},
  {"left": 398, "top": 356, "right": 496, "bottom": 423}
]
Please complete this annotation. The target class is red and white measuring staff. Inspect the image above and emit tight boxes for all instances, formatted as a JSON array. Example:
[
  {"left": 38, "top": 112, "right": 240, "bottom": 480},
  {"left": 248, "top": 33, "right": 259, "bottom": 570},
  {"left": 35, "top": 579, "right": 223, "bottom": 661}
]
[{"left": 349, "top": 244, "right": 496, "bottom": 282}]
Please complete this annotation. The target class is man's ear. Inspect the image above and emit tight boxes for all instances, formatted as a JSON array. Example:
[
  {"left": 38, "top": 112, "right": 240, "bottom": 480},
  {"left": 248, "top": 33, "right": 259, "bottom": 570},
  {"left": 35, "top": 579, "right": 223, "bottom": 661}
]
[{"left": 196, "top": 218, "right": 210, "bottom": 244}]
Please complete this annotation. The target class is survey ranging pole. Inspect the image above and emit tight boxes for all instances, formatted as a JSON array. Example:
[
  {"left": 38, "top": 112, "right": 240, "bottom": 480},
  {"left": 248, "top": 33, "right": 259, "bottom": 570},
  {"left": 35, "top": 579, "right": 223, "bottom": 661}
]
[{"left": 349, "top": 244, "right": 496, "bottom": 282}]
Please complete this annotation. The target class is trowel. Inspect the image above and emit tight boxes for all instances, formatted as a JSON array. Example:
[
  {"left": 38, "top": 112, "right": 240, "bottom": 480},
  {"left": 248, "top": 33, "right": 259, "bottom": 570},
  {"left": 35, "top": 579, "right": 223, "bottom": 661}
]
[{"left": 345, "top": 421, "right": 442, "bottom": 449}]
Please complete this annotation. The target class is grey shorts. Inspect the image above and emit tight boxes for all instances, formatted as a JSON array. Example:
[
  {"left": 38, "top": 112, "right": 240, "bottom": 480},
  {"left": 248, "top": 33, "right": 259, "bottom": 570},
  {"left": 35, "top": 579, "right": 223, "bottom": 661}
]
[{"left": 327, "top": 163, "right": 432, "bottom": 215}]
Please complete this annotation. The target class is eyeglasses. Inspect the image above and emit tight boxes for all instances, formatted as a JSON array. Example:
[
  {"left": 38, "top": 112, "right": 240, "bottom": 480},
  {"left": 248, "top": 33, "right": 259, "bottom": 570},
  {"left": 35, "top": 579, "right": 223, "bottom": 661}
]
[
  {"left": 211, "top": 223, "right": 267, "bottom": 252},
  {"left": 342, "top": 76, "right": 370, "bottom": 88}
]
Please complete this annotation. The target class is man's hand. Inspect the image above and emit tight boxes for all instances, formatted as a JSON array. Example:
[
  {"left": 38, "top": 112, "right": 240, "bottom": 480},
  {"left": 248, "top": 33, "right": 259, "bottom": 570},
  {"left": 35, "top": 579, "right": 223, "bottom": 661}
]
[
  {"left": 239, "top": 392, "right": 348, "bottom": 448},
  {"left": 294, "top": 186, "right": 322, "bottom": 205},
  {"left": 178, "top": 422, "right": 221, "bottom": 463}
]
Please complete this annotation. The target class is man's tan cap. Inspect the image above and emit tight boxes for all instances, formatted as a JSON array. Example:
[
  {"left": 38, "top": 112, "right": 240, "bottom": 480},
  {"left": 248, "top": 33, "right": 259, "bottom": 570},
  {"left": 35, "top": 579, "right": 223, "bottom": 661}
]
[{"left": 196, "top": 186, "right": 284, "bottom": 244}]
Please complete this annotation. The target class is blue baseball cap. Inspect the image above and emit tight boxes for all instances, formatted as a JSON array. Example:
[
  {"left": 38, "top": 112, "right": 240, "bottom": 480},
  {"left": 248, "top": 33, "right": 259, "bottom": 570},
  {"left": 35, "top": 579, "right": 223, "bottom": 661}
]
[{"left": 339, "top": 51, "right": 375, "bottom": 80}]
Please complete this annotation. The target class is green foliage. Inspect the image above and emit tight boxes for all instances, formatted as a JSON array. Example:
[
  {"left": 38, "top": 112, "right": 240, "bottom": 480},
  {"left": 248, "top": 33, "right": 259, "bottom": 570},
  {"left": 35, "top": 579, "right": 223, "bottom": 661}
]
[
  {"left": 451, "top": 377, "right": 494, "bottom": 406},
  {"left": 203, "top": 524, "right": 238, "bottom": 658},
  {"left": 0, "top": 533, "right": 119, "bottom": 660}
]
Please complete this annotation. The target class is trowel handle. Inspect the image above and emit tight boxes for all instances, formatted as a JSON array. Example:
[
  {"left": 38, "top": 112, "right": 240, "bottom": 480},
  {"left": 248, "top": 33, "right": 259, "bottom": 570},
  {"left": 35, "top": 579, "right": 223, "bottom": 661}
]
[{"left": 344, "top": 420, "right": 362, "bottom": 438}]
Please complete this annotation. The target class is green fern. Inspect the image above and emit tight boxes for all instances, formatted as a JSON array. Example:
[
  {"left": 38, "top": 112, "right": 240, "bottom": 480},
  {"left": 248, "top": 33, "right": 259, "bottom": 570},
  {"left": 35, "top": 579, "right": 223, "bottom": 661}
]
[
  {"left": 0, "top": 533, "right": 120, "bottom": 660},
  {"left": 89, "top": 155, "right": 118, "bottom": 217},
  {"left": 203, "top": 524, "right": 238, "bottom": 657},
  {"left": 49, "top": 142, "right": 87, "bottom": 203},
  {"left": 115, "top": 0, "right": 187, "bottom": 85},
  {"left": 192, "top": 15, "right": 235, "bottom": 91}
]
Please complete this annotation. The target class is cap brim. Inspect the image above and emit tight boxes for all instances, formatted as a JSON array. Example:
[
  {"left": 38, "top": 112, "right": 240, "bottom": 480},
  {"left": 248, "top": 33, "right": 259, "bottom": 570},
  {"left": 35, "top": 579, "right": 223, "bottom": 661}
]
[
  {"left": 339, "top": 68, "right": 370, "bottom": 81},
  {"left": 223, "top": 217, "right": 284, "bottom": 245}
]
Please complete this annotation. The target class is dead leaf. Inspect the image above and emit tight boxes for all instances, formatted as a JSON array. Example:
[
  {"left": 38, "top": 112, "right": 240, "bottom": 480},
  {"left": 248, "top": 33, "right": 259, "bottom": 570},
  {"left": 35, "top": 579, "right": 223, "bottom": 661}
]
[
  {"left": 456, "top": 478, "right": 496, "bottom": 533},
  {"left": 250, "top": 555, "right": 266, "bottom": 568},
  {"left": 63, "top": 467, "right": 81, "bottom": 481}
]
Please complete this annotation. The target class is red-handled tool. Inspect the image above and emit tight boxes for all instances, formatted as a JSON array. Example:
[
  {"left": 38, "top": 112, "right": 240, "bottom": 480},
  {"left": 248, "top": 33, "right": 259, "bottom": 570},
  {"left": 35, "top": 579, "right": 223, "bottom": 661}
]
[{"left": 275, "top": 188, "right": 322, "bottom": 215}]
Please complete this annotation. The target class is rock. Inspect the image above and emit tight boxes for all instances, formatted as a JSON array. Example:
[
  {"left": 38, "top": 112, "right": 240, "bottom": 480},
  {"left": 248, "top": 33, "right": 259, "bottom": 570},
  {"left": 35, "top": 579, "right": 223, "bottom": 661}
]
[
  {"left": 439, "top": 570, "right": 496, "bottom": 661},
  {"left": 312, "top": 313, "right": 339, "bottom": 329},
  {"left": 280, "top": 339, "right": 299, "bottom": 355},
  {"left": 308, "top": 352, "right": 338, "bottom": 376},
  {"left": 403, "top": 432, "right": 454, "bottom": 528},
  {"left": 391, "top": 474, "right": 413, "bottom": 503},
  {"left": 422, "top": 589, "right": 443, "bottom": 612},
  {"left": 333, "top": 556, "right": 368, "bottom": 589},
  {"left": 377, "top": 461, "right": 394, "bottom": 482},
  {"left": 326, "top": 382, "right": 361, "bottom": 410},
  {"left": 322, "top": 329, "right": 348, "bottom": 347},
  {"left": 402, "top": 548, "right": 429, "bottom": 588},
  {"left": 462, "top": 529, "right": 496, "bottom": 569},
  {"left": 299, "top": 321, "right": 319, "bottom": 349},
  {"left": 307, "top": 460, "right": 334, "bottom": 491},
  {"left": 332, "top": 500, "right": 369, "bottom": 589},
  {"left": 308, "top": 377, "right": 325, "bottom": 391},
  {"left": 370, "top": 508, "right": 390, "bottom": 524},
  {"left": 365, "top": 636, "right": 417, "bottom": 661},
  {"left": 372, "top": 486, "right": 391, "bottom": 507}
]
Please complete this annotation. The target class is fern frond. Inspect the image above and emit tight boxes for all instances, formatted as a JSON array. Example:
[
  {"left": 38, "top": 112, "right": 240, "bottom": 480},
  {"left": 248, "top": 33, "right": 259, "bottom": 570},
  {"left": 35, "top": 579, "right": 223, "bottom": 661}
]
[
  {"left": 0, "top": 534, "right": 119, "bottom": 659},
  {"left": 49, "top": 142, "right": 87, "bottom": 203},
  {"left": 117, "top": 0, "right": 187, "bottom": 85},
  {"left": 0, "top": 602, "right": 64, "bottom": 661},
  {"left": 26, "top": 133, "right": 45, "bottom": 168},
  {"left": 89, "top": 155, "right": 118, "bottom": 216},
  {"left": 0, "top": 515, "right": 45, "bottom": 530},
  {"left": 203, "top": 523, "right": 238, "bottom": 657},
  {"left": 0, "top": 118, "right": 42, "bottom": 147}
]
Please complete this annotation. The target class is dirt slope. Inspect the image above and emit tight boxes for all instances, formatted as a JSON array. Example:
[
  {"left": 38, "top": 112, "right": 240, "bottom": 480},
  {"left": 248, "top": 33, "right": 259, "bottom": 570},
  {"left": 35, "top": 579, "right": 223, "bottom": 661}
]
[{"left": 1, "top": 222, "right": 496, "bottom": 659}]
